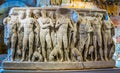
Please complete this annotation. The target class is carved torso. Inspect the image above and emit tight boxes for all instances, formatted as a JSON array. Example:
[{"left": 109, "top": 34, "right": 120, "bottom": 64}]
[
  {"left": 23, "top": 18, "right": 35, "bottom": 35},
  {"left": 57, "top": 17, "right": 69, "bottom": 33},
  {"left": 38, "top": 17, "right": 51, "bottom": 33}
]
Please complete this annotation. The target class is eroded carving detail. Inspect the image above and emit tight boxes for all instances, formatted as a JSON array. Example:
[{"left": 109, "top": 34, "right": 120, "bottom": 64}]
[{"left": 3, "top": 8, "right": 115, "bottom": 63}]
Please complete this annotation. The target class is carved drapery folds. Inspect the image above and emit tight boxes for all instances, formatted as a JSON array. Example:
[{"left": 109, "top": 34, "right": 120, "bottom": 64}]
[{"left": 3, "top": 7, "right": 115, "bottom": 62}]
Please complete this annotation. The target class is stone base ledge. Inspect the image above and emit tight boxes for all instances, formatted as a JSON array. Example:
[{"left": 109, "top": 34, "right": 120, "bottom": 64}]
[{"left": 2, "top": 61, "right": 115, "bottom": 70}]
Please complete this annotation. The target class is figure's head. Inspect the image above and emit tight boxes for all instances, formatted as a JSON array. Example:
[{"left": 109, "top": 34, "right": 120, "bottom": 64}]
[
  {"left": 41, "top": 10, "right": 47, "bottom": 17},
  {"left": 26, "top": 9, "right": 32, "bottom": 17},
  {"left": 48, "top": 11, "right": 54, "bottom": 18},
  {"left": 9, "top": 8, "right": 15, "bottom": 16},
  {"left": 33, "top": 9, "right": 40, "bottom": 18},
  {"left": 19, "top": 11, "right": 25, "bottom": 19}
]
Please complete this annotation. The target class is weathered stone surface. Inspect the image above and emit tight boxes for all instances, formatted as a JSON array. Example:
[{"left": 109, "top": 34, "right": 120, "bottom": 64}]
[
  {"left": 3, "top": 61, "right": 115, "bottom": 70},
  {"left": 3, "top": 7, "right": 115, "bottom": 70},
  {"left": 3, "top": 62, "right": 83, "bottom": 70},
  {"left": 2, "top": 68, "right": 120, "bottom": 73},
  {"left": 83, "top": 61, "right": 115, "bottom": 69}
]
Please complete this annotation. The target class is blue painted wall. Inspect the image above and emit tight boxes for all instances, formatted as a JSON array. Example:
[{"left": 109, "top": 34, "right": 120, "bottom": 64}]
[
  {"left": 0, "top": 0, "right": 51, "bottom": 25},
  {"left": 4, "top": 0, "right": 36, "bottom": 6}
]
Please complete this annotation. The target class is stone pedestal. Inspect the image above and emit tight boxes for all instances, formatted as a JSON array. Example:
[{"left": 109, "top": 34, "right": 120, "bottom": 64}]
[
  {"left": 1, "top": 68, "right": 120, "bottom": 73},
  {"left": 3, "top": 61, "right": 115, "bottom": 70}
]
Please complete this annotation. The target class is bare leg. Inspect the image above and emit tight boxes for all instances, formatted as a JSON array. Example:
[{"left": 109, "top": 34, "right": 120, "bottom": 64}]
[
  {"left": 49, "top": 51, "right": 55, "bottom": 62},
  {"left": 78, "top": 36, "right": 85, "bottom": 58},
  {"left": 84, "top": 34, "right": 90, "bottom": 61},
  {"left": 88, "top": 46, "right": 94, "bottom": 61},
  {"left": 35, "top": 32, "right": 39, "bottom": 48},
  {"left": 38, "top": 55, "right": 43, "bottom": 62},
  {"left": 109, "top": 44, "right": 115, "bottom": 60},
  {"left": 46, "top": 33, "right": 52, "bottom": 61},
  {"left": 40, "top": 32, "right": 47, "bottom": 62},
  {"left": 72, "top": 47, "right": 83, "bottom": 62},
  {"left": 21, "top": 35, "right": 28, "bottom": 61},
  {"left": 104, "top": 34, "right": 109, "bottom": 61},
  {"left": 51, "top": 31, "right": 56, "bottom": 48},
  {"left": 11, "top": 33, "right": 17, "bottom": 61},
  {"left": 93, "top": 35, "right": 97, "bottom": 61},
  {"left": 32, "top": 55, "right": 35, "bottom": 62},
  {"left": 17, "top": 32, "right": 23, "bottom": 59},
  {"left": 28, "top": 32, "right": 34, "bottom": 62},
  {"left": 57, "top": 33, "right": 63, "bottom": 62},
  {"left": 63, "top": 34, "right": 70, "bottom": 61},
  {"left": 98, "top": 35, "right": 104, "bottom": 61}
]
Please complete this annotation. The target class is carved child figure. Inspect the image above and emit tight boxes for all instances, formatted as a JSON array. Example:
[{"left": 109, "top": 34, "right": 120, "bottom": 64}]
[
  {"left": 49, "top": 46, "right": 59, "bottom": 62},
  {"left": 71, "top": 47, "right": 83, "bottom": 62},
  {"left": 32, "top": 47, "right": 43, "bottom": 62}
]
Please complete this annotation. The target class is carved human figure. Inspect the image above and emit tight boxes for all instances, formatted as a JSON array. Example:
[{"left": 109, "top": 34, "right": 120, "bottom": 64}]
[
  {"left": 71, "top": 47, "right": 83, "bottom": 62},
  {"left": 3, "top": 16, "right": 11, "bottom": 47},
  {"left": 91, "top": 14, "right": 104, "bottom": 61},
  {"left": 3, "top": 11, "right": 18, "bottom": 61},
  {"left": 78, "top": 17, "right": 93, "bottom": 61},
  {"left": 37, "top": 10, "right": 53, "bottom": 62},
  {"left": 55, "top": 14, "right": 74, "bottom": 61},
  {"left": 48, "top": 12, "right": 56, "bottom": 49},
  {"left": 69, "top": 13, "right": 83, "bottom": 62},
  {"left": 33, "top": 10, "right": 40, "bottom": 50},
  {"left": 68, "top": 16, "right": 77, "bottom": 48},
  {"left": 109, "top": 19, "right": 115, "bottom": 60},
  {"left": 19, "top": 9, "right": 39, "bottom": 61},
  {"left": 103, "top": 18, "right": 115, "bottom": 61},
  {"left": 3, "top": 16, "right": 12, "bottom": 61},
  {"left": 32, "top": 47, "right": 43, "bottom": 62},
  {"left": 48, "top": 13, "right": 61, "bottom": 62},
  {"left": 88, "top": 46, "right": 94, "bottom": 61},
  {"left": 49, "top": 46, "right": 59, "bottom": 61},
  {"left": 16, "top": 11, "right": 25, "bottom": 59}
]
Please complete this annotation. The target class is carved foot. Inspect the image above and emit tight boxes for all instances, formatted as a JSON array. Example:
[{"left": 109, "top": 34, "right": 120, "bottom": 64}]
[
  {"left": 77, "top": 56, "right": 83, "bottom": 62},
  {"left": 59, "top": 59, "right": 64, "bottom": 62},
  {"left": 85, "top": 58, "right": 89, "bottom": 62},
  {"left": 10, "top": 58, "right": 13, "bottom": 62},
  {"left": 28, "top": 59, "right": 31, "bottom": 62},
  {"left": 44, "top": 58, "right": 47, "bottom": 62},
  {"left": 105, "top": 58, "right": 109, "bottom": 61},
  {"left": 20, "top": 58, "right": 24, "bottom": 62},
  {"left": 101, "top": 58, "right": 105, "bottom": 61},
  {"left": 67, "top": 59, "right": 71, "bottom": 62},
  {"left": 95, "top": 58, "right": 98, "bottom": 61}
]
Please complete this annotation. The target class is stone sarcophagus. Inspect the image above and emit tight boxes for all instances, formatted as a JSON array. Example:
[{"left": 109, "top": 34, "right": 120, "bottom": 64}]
[{"left": 3, "top": 7, "right": 115, "bottom": 70}]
